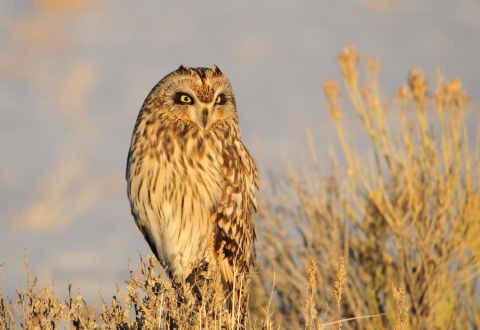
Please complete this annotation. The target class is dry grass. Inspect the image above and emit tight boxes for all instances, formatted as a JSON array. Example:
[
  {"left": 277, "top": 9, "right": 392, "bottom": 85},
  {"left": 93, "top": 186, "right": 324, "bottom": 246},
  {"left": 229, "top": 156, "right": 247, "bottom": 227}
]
[
  {"left": 1, "top": 46, "right": 479, "bottom": 329},
  {"left": 253, "top": 46, "right": 479, "bottom": 329}
]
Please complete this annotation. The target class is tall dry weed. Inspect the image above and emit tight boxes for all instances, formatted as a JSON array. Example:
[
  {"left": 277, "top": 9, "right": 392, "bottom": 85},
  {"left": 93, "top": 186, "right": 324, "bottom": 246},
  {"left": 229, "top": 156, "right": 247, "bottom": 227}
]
[{"left": 254, "top": 46, "right": 479, "bottom": 329}]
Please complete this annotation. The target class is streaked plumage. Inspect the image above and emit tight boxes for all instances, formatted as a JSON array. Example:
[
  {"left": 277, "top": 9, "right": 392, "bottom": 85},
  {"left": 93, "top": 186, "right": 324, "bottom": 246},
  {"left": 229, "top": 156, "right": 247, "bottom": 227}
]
[{"left": 126, "top": 65, "right": 258, "bottom": 317}]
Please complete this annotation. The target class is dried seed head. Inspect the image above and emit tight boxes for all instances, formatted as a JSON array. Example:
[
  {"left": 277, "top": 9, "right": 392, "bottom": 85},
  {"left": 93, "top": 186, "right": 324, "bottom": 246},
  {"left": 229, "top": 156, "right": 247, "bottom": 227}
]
[
  {"left": 408, "top": 68, "right": 429, "bottom": 107},
  {"left": 391, "top": 283, "right": 410, "bottom": 330},
  {"left": 333, "top": 255, "right": 347, "bottom": 307},
  {"left": 323, "top": 78, "right": 343, "bottom": 120},
  {"left": 337, "top": 45, "right": 362, "bottom": 87}
]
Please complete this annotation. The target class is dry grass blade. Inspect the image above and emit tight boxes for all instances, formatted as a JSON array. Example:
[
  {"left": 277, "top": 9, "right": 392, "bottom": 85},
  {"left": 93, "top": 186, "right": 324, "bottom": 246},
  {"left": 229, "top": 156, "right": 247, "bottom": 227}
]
[{"left": 333, "top": 255, "right": 347, "bottom": 330}]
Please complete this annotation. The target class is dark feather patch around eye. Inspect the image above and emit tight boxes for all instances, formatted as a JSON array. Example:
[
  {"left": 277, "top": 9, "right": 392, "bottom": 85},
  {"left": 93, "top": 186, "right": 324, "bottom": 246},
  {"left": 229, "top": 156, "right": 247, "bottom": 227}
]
[{"left": 174, "top": 92, "right": 194, "bottom": 104}]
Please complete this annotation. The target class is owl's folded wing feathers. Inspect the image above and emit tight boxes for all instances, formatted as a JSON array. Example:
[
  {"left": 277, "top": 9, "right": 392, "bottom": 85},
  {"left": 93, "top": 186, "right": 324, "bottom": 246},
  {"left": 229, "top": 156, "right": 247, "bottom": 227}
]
[{"left": 212, "top": 139, "right": 258, "bottom": 292}]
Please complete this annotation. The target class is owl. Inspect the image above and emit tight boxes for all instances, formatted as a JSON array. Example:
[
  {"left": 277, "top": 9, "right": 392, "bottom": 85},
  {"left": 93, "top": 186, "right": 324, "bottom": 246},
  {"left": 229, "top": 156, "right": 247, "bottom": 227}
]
[{"left": 126, "top": 65, "right": 258, "bottom": 318}]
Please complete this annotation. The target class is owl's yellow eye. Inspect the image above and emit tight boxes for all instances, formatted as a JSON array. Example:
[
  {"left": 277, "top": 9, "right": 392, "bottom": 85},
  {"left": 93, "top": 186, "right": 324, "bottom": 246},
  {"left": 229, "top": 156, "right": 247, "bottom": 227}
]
[
  {"left": 175, "top": 93, "right": 193, "bottom": 104},
  {"left": 215, "top": 93, "right": 226, "bottom": 105},
  {"left": 180, "top": 95, "right": 191, "bottom": 103}
]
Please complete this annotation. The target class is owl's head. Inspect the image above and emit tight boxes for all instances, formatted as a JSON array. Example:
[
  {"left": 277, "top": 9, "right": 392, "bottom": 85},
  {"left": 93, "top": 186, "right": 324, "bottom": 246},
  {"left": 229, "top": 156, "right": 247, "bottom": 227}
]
[{"left": 146, "top": 65, "right": 238, "bottom": 131}]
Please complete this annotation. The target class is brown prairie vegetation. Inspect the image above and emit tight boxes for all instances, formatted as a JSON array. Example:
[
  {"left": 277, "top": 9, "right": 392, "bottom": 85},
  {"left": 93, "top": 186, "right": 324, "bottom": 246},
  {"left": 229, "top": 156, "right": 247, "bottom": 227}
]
[{"left": 1, "top": 47, "right": 479, "bottom": 329}]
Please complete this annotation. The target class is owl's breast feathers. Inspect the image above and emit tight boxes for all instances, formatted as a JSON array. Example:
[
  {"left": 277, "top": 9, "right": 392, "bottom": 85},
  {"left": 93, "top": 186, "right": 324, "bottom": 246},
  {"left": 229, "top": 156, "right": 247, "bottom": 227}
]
[{"left": 127, "top": 115, "right": 258, "bottom": 283}]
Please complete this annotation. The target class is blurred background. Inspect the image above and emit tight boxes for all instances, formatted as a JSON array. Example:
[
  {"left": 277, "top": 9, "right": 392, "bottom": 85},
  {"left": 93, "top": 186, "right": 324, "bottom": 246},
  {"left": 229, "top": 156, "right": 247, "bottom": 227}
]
[{"left": 0, "top": 0, "right": 479, "bottom": 305}]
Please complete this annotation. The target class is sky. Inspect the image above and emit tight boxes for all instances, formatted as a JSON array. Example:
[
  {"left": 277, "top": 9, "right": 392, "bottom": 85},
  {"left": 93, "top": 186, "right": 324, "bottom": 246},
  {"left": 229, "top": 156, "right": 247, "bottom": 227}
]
[{"left": 0, "top": 0, "right": 479, "bottom": 306}]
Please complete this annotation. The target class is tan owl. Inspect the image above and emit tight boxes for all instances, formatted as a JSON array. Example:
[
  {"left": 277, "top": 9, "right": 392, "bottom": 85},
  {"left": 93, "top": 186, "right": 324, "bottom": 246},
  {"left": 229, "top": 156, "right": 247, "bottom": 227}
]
[{"left": 126, "top": 65, "right": 258, "bottom": 317}]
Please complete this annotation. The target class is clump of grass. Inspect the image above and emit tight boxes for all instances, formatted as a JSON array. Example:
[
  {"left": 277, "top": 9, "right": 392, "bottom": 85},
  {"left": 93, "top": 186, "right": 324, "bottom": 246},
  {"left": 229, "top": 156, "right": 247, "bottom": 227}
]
[
  {"left": 1, "top": 253, "right": 254, "bottom": 329},
  {"left": 0, "top": 253, "right": 98, "bottom": 330},
  {"left": 102, "top": 238, "right": 254, "bottom": 329}
]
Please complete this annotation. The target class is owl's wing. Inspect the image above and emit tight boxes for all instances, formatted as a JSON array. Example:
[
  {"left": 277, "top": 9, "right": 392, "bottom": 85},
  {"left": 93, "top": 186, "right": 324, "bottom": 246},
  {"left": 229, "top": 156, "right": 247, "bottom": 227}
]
[{"left": 212, "top": 139, "right": 259, "bottom": 289}]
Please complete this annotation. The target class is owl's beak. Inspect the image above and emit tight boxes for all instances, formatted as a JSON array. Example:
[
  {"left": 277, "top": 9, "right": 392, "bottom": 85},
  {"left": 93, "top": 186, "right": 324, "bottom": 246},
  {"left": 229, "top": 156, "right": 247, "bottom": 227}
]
[{"left": 202, "top": 109, "right": 208, "bottom": 129}]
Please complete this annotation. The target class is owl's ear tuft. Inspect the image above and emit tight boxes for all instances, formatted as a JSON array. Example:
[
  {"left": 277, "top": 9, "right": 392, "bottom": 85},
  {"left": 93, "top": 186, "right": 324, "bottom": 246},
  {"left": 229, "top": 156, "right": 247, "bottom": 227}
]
[
  {"left": 178, "top": 64, "right": 191, "bottom": 73},
  {"left": 212, "top": 64, "right": 222, "bottom": 74}
]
